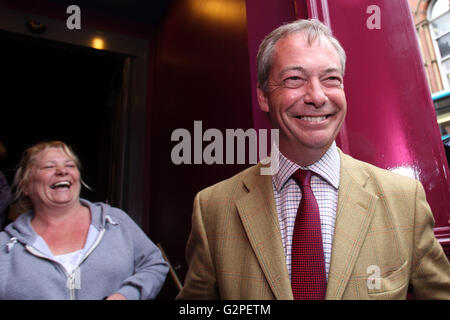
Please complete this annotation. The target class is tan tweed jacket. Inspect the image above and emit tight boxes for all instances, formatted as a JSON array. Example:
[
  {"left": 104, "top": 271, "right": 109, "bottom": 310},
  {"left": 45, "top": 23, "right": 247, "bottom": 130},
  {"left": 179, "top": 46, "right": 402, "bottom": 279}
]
[{"left": 177, "top": 150, "right": 450, "bottom": 299}]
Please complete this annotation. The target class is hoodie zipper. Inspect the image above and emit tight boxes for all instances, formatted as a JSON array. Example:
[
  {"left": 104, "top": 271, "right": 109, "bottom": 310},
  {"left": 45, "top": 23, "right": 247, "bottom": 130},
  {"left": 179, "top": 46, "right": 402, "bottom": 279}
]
[
  {"left": 24, "top": 228, "right": 106, "bottom": 300},
  {"left": 78, "top": 228, "right": 105, "bottom": 265},
  {"left": 25, "top": 245, "right": 76, "bottom": 299}
]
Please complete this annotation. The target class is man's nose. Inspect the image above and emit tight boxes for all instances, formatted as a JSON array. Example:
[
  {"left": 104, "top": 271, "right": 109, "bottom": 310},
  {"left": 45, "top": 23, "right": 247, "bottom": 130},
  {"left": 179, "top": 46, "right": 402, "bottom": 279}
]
[{"left": 303, "top": 79, "right": 328, "bottom": 108}]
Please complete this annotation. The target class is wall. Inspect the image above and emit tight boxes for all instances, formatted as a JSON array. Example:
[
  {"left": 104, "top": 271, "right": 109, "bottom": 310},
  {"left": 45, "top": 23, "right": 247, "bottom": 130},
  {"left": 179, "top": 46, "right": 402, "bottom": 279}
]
[
  {"left": 408, "top": 0, "right": 445, "bottom": 94},
  {"left": 148, "top": 0, "right": 254, "bottom": 278}
]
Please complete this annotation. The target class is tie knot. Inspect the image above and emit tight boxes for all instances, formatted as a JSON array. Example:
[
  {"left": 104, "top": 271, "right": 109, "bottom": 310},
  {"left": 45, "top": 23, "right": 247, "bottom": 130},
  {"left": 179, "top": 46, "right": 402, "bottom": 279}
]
[{"left": 292, "top": 169, "right": 312, "bottom": 187}]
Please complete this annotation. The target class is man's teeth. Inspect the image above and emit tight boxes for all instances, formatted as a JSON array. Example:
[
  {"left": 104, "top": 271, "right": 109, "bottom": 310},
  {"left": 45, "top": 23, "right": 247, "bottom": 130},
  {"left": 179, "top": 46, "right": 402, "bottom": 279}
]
[{"left": 299, "top": 116, "right": 327, "bottom": 122}]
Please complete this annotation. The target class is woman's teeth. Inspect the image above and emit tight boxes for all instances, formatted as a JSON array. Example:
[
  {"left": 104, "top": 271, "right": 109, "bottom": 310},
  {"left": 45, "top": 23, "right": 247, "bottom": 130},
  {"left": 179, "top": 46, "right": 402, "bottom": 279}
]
[{"left": 50, "top": 181, "right": 71, "bottom": 189}]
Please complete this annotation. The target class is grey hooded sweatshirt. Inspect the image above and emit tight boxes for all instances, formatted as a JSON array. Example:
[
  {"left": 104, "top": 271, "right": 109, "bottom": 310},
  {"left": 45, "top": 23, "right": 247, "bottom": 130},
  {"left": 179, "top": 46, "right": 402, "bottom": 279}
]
[{"left": 0, "top": 199, "right": 169, "bottom": 300}]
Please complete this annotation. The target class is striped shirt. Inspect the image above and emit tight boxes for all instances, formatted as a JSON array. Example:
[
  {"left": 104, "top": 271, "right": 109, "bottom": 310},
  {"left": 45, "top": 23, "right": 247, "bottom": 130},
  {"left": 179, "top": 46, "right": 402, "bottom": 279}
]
[{"left": 271, "top": 142, "right": 340, "bottom": 280}]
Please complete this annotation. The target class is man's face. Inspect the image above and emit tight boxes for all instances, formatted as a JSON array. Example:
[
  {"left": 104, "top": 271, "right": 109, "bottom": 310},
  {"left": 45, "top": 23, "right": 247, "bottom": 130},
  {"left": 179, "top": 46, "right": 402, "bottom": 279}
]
[{"left": 257, "top": 32, "right": 347, "bottom": 165}]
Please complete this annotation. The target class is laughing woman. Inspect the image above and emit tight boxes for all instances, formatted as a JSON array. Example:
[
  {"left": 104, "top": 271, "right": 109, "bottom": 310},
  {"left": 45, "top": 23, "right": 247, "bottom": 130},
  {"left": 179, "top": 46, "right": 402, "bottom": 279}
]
[{"left": 0, "top": 141, "right": 168, "bottom": 300}]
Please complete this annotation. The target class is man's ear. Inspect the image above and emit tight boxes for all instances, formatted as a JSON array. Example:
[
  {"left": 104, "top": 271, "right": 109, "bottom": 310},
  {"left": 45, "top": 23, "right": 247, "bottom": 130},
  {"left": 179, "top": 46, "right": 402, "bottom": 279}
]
[{"left": 257, "top": 84, "right": 270, "bottom": 113}]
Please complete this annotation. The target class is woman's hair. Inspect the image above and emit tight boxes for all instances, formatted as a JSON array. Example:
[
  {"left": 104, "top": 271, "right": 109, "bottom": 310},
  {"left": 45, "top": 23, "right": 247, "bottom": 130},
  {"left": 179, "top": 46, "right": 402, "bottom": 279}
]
[
  {"left": 257, "top": 19, "right": 347, "bottom": 93},
  {"left": 12, "top": 141, "right": 89, "bottom": 211}
]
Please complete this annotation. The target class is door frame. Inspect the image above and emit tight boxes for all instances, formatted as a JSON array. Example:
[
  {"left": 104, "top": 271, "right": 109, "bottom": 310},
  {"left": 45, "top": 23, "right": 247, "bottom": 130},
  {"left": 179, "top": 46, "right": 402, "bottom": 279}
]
[{"left": 0, "top": 6, "right": 149, "bottom": 226}]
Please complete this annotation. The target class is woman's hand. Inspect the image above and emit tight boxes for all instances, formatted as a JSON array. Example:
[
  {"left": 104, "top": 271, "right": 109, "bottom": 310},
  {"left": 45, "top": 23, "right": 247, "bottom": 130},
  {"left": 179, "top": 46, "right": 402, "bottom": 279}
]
[{"left": 106, "top": 293, "right": 127, "bottom": 300}]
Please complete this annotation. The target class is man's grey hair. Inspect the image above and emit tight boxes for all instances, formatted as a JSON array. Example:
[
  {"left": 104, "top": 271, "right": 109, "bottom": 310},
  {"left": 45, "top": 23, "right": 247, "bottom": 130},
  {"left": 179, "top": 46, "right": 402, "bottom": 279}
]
[{"left": 257, "top": 19, "right": 347, "bottom": 92}]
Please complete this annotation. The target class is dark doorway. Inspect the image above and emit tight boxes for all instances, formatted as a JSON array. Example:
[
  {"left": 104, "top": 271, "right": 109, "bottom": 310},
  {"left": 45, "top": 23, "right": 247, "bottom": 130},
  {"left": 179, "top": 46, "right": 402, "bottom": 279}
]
[{"left": 0, "top": 30, "right": 127, "bottom": 207}]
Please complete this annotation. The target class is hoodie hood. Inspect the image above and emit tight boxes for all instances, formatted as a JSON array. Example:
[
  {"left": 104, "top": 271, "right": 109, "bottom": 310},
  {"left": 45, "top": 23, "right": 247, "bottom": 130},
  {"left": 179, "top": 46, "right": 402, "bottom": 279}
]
[
  {"left": 4, "top": 212, "right": 37, "bottom": 246},
  {"left": 3, "top": 199, "right": 116, "bottom": 247}
]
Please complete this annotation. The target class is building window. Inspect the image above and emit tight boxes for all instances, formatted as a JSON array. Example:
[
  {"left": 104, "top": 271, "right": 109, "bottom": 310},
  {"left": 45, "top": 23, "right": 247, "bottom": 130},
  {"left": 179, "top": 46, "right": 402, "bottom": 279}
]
[{"left": 429, "top": 0, "right": 450, "bottom": 89}]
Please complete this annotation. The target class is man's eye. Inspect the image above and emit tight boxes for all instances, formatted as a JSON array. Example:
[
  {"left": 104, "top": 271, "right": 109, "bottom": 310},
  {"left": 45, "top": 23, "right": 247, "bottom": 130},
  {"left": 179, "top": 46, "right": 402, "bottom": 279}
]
[
  {"left": 283, "top": 76, "right": 305, "bottom": 88},
  {"left": 324, "top": 77, "right": 342, "bottom": 86}
]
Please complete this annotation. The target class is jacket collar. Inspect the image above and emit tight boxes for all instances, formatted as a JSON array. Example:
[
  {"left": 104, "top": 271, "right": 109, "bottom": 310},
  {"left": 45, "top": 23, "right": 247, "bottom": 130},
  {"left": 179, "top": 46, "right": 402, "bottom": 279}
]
[
  {"left": 236, "top": 162, "right": 294, "bottom": 299},
  {"left": 325, "top": 150, "right": 378, "bottom": 299}
]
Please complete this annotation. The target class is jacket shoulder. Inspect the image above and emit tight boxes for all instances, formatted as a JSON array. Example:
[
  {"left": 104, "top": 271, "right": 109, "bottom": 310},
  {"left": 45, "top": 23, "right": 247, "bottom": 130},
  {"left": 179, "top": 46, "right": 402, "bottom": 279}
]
[
  {"left": 339, "top": 151, "right": 420, "bottom": 193},
  {"left": 197, "top": 163, "right": 262, "bottom": 199}
]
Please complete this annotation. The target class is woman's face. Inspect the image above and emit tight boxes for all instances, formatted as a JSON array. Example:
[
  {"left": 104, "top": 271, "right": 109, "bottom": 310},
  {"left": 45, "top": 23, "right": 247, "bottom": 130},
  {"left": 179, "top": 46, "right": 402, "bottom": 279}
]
[{"left": 24, "top": 147, "right": 81, "bottom": 210}]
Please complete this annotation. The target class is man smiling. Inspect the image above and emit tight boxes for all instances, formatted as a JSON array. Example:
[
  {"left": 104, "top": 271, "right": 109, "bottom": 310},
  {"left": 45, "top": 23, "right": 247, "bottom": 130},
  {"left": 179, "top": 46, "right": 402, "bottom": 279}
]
[
  {"left": 257, "top": 28, "right": 347, "bottom": 166},
  {"left": 178, "top": 19, "right": 450, "bottom": 300}
]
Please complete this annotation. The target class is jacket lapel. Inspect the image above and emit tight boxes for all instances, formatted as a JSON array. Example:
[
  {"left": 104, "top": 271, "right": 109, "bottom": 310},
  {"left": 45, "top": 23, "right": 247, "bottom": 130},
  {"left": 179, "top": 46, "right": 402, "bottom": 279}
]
[
  {"left": 326, "top": 151, "right": 379, "bottom": 299},
  {"left": 235, "top": 164, "right": 293, "bottom": 300}
]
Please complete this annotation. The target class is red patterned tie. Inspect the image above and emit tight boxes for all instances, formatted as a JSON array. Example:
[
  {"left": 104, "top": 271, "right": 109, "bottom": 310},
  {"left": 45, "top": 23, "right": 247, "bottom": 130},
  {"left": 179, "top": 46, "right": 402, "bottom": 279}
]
[{"left": 291, "top": 169, "right": 327, "bottom": 300}]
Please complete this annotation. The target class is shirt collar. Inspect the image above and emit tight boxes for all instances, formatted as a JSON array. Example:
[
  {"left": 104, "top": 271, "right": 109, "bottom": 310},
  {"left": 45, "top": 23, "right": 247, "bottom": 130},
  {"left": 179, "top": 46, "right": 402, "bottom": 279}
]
[{"left": 272, "top": 141, "right": 340, "bottom": 192}]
